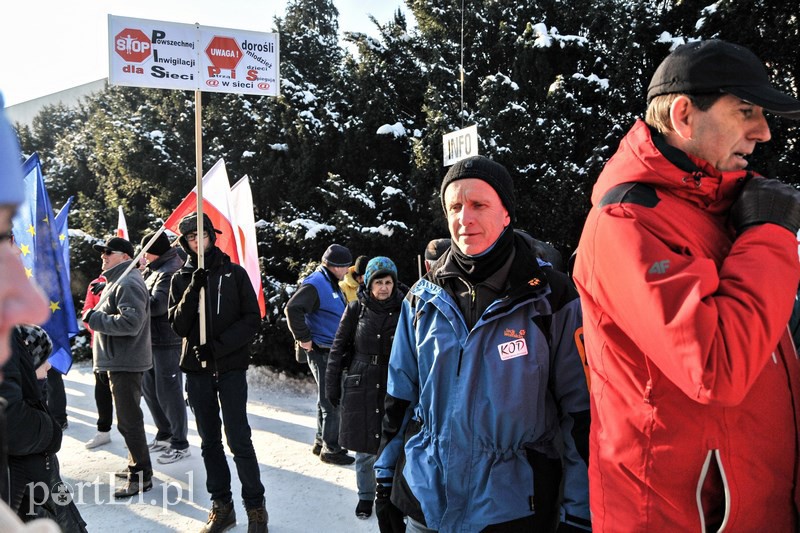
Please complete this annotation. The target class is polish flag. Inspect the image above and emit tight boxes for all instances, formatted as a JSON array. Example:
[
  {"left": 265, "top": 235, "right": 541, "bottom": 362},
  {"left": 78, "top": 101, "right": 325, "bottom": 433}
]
[
  {"left": 116, "top": 206, "right": 129, "bottom": 239},
  {"left": 164, "top": 159, "right": 240, "bottom": 264},
  {"left": 164, "top": 159, "right": 265, "bottom": 317},
  {"left": 231, "top": 176, "right": 266, "bottom": 317}
]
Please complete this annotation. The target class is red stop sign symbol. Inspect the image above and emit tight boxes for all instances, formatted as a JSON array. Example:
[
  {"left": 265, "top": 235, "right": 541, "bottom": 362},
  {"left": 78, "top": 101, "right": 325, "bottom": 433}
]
[
  {"left": 205, "top": 36, "right": 243, "bottom": 70},
  {"left": 114, "top": 28, "right": 152, "bottom": 63}
]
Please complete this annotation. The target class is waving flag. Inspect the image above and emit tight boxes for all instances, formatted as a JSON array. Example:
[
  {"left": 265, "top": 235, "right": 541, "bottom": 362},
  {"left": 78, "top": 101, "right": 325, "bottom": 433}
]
[
  {"left": 116, "top": 205, "right": 129, "bottom": 239},
  {"left": 164, "top": 159, "right": 240, "bottom": 262},
  {"left": 164, "top": 159, "right": 265, "bottom": 317},
  {"left": 12, "top": 153, "right": 79, "bottom": 374},
  {"left": 231, "top": 176, "right": 266, "bottom": 317}
]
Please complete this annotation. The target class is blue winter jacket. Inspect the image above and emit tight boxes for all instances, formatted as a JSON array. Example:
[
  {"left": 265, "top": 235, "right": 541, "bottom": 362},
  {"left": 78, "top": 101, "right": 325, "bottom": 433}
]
[{"left": 375, "top": 242, "right": 590, "bottom": 532}]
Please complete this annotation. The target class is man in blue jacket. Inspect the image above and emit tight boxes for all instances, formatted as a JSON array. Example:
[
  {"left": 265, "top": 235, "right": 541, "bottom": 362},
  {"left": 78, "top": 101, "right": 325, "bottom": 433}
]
[
  {"left": 375, "top": 156, "right": 591, "bottom": 532},
  {"left": 285, "top": 244, "right": 355, "bottom": 466}
]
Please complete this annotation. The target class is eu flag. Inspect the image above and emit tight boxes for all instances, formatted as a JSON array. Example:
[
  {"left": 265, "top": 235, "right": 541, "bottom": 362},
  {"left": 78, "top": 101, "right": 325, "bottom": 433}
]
[{"left": 12, "top": 153, "right": 78, "bottom": 374}]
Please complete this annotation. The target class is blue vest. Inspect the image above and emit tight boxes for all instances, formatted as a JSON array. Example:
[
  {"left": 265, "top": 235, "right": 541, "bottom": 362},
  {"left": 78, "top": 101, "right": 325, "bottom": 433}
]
[{"left": 303, "top": 268, "right": 346, "bottom": 348}]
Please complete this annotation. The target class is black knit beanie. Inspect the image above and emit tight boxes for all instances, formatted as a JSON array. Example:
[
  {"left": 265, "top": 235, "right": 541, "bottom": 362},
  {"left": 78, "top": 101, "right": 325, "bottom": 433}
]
[
  {"left": 140, "top": 231, "right": 171, "bottom": 256},
  {"left": 440, "top": 156, "right": 515, "bottom": 221}
]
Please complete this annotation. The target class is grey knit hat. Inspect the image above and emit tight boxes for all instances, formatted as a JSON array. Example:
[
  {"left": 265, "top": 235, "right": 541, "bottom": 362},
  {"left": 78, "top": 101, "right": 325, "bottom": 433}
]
[{"left": 322, "top": 244, "right": 352, "bottom": 267}]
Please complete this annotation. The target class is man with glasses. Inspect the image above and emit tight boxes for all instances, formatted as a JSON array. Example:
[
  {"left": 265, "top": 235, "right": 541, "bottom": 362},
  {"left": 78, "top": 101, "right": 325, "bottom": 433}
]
[
  {"left": 82, "top": 236, "right": 153, "bottom": 498},
  {"left": 168, "top": 212, "right": 268, "bottom": 533},
  {"left": 0, "top": 89, "right": 58, "bottom": 532}
]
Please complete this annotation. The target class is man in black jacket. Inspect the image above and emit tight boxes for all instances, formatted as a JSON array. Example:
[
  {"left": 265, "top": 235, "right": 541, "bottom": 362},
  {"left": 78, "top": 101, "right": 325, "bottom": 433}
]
[{"left": 168, "top": 212, "right": 267, "bottom": 533}]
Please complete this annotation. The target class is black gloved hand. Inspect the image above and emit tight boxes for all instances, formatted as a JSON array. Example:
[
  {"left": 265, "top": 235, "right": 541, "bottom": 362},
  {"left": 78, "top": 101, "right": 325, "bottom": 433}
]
[
  {"left": 190, "top": 268, "right": 209, "bottom": 293},
  {"left": 730, "top": 177, "right": 800, "bottom": 235},
  {"left": 326, "top": 375, "right": 341, "bottom": 408},
  {"left": 90, "top": 281, "right": 106, "bottom": 295},
  {"left": 193, "top": 344, "right": 214, "bottom": 366},
  {"left": 82, "top": 309, "right": 95, "bottom": 323},
  {"left": 375, "top": 482, "right": 405, "bottom": 532}
]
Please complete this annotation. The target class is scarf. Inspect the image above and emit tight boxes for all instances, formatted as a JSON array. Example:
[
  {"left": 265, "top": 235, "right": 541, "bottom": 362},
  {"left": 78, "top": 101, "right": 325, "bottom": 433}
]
[{"left": 450, "top": 225, "right": 515, "bottom": 284}]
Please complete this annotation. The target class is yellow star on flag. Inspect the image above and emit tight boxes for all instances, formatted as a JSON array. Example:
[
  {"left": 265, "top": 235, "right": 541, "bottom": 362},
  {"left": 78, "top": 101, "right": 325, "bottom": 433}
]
[
  {"left": 24, "top": 267, "right": 33, "bottom": 278},
  {"left": 27, "top": 225, "right": 36, "bottom": 237},
  {"left": 49, "top": 301, "right": 60, "bottom": 313},
  {"left": 59, "top": 233, "right": 66, "bottom": 243},
  {"left": 19, "top": 243, "right": 30, "bottom": 256},
  {"left": 42, "top": 216, "right": 49, "bottom": 225}
]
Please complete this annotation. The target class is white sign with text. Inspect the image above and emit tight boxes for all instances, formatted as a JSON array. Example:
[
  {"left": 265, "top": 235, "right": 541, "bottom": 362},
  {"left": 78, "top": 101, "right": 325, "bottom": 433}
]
[
  {"left": 108, "top": 15, "right": 280, "bottom": 97},
  {"left": 442, "top": 125, "right": 479, "bottom": 166}
]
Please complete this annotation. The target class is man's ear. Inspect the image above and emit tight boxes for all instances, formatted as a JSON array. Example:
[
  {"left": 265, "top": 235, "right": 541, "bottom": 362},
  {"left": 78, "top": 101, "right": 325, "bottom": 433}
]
[{"left": 669, "top": 95, "right": 695, "bottom": 140}]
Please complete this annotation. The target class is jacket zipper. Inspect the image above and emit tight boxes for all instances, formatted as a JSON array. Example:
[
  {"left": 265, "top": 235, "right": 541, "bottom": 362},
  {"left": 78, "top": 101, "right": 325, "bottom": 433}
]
[
  {"left": 695, "top": 449, "right": 730, "bottom": 532},
  {"left": 217, "top": 274, "right": 223, "bottom": 315}
]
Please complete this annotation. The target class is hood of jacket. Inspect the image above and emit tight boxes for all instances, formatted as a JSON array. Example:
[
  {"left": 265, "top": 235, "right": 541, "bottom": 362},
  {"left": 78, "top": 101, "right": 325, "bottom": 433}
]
[{"left": 592, "top": 120, "right": 754, "bottom": 216}]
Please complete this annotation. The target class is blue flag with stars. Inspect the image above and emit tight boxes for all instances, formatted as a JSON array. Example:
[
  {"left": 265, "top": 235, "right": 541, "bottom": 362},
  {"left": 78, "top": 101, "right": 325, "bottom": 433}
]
[{"left": 12, "top": 153, "right": 78, "bottom": 374}]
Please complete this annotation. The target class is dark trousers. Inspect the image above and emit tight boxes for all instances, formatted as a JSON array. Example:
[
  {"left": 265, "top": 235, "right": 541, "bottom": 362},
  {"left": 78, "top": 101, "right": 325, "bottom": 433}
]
[
  {"left": 187, "top": 370, "right": 265, "bottom": 509},
  {"left": 108, "top": 371, "right": 152, "bottom": 479},
  {"left": 94, "top": 371, "right": 113, "bottom": 432},
  {"left": 142, "top": 344, "right": 188, "bottom": 450},
  {"left": 46, "top": 368, "right": 67, "bottom": 427},
  {"left": 306, "top": 348, "right": 342, "bottom": 453}
]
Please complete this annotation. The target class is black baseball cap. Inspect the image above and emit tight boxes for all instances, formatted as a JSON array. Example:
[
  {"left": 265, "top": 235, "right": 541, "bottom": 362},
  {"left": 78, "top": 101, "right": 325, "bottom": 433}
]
[
  {"left": 92, "top": 237, "right": 135, "bottom": 258},
  {"left": 647, "top": 39, "right": 800, "bottom": 119}
]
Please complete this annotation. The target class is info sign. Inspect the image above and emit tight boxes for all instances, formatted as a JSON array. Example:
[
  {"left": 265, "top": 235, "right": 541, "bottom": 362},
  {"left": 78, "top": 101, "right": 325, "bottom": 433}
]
[
  {"left": 442, "top": 125, "right": 479, "bottom": 167},
  {"left": 109, "top": 15, "right": 280, "bottom": 97}
]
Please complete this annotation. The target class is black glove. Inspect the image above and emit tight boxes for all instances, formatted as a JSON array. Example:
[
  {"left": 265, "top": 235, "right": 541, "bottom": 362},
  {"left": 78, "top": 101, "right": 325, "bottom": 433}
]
[
  {"left": 193, "top": 344, "right": 214, "bottom": 366},
  {"left": 90, "top": 281, "right": 106, "bottom": 295},
  {"left": 326, "top": 374, "right": 342, "bottom": 408},
  {"left": 190, "top": 268, "right": 209, "bottom": 293},
  {"left": 375, "top": 482, "right": 405, "bottom": 532},
  {"left": 82, "top": 309, "right": 95, "bottom": 323},
  {"left": 730, "top": 177, "right": 800, "bottom": 235}
]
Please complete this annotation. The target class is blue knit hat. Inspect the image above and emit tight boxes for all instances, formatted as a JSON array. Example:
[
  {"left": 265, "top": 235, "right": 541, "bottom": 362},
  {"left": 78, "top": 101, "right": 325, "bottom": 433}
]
[
  {"left": 0, "top": 92, "right": 24, "bottom": 207},
  {"left": 364, "top": 256, "right": 397, "bottom": 289}
]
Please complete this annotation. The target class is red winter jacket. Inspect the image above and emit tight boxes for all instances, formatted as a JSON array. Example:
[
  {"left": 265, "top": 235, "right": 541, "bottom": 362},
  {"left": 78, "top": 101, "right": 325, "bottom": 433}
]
[{"left": 574, "top": 120, "right": 800, "bottom": 532}]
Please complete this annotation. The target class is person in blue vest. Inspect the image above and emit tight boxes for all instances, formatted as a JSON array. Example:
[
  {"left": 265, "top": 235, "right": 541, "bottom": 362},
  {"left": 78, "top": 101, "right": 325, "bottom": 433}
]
[{"left": 285, "top": 244, "right": 355, "bottom": 466}]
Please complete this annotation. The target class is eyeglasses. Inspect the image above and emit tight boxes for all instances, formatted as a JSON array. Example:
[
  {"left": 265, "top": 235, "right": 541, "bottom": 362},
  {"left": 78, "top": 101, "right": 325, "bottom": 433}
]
[
  {"left": 102, "top": 250, "right": 123, "bottom": 256},
  {"left": 185, "top": 231, "right": 209, "bottom": 242}
]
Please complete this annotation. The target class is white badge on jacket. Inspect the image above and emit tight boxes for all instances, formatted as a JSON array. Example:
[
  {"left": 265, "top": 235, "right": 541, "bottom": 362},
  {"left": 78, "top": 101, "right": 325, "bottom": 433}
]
[{"left": 498, "top": 338, "right": 528, "bottom": 360}]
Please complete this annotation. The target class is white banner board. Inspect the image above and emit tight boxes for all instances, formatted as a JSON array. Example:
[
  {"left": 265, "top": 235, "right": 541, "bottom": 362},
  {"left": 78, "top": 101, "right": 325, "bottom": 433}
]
[
  {"left": 109, "top": 15, "right": 279, "bottom": 97},
  {"left": 443, "top": 125, "right": 479, "bottom": 166}
]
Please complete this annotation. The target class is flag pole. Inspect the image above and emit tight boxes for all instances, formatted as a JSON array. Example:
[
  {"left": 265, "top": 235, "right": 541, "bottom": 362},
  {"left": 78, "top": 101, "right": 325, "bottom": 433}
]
[{"left": 195, "top": 89, "right": 207, "bottom": 365}]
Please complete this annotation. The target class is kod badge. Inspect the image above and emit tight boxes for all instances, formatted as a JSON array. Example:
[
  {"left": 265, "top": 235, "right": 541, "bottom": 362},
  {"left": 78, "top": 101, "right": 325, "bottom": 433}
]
[{"left": 498, "top": 338, "right": 528, "bottom": 360}]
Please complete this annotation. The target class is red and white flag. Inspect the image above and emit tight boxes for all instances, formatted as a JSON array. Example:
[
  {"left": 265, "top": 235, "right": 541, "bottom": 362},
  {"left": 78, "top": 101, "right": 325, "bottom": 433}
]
[
  {"left": 164, "top": 159, "right": 240, "bottom": 263},
  {"left": 164, "top": 159, "right": 265, "bottom": 317},
  {"left": 116, "top": 206, "right": 129, "bottom": 239},
  {"left": 231, "top": 176, "right": 266, "bottom": 317}
]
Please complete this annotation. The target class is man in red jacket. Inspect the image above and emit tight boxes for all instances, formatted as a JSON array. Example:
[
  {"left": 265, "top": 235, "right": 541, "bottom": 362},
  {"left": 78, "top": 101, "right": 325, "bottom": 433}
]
[{"left": 573, "top": 40, "right": 800, "bottom": 531}]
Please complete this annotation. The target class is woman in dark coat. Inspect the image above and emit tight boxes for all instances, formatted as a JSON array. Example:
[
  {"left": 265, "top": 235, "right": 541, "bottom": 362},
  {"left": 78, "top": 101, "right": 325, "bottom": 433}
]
[{"left": 326, "top": 256, "right": 404, "bottom": 524}]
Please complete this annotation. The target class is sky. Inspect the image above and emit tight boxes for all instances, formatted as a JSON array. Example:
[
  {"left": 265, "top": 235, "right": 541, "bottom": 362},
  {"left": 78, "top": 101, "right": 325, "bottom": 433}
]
[
  {"left": 56, "top": 360, "right": 379, "bottom": 532},
  {"left": 0, "top": 0, "right": 410, "bottom": 108}
]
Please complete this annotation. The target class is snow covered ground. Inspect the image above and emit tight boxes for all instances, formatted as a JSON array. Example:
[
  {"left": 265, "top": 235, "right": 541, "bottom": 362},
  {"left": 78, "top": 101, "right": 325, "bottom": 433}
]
[{"left": 55, "top": 360, "right": 377, "bottom": 532}]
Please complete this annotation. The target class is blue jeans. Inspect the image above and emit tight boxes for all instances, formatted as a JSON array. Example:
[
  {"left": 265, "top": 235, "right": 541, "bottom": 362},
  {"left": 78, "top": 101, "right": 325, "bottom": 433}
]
[
  {"left": 355, "top": 452, "right": 376, "bottom": 500},
  {"left": 142, "top": 344, "right": 188, "bottom": 450},
  {"left": 306, "top": 348, "right": 342, "bottom": 453},
  {"left": 186, "top": 370, "right": 265, "bottom": 509}
]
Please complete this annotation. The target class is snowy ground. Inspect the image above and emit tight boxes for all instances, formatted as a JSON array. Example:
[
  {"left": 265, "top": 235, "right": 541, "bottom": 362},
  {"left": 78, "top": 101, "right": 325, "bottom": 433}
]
[{"left": 55, "top": 360, "right": 377, "bottom": 532}]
